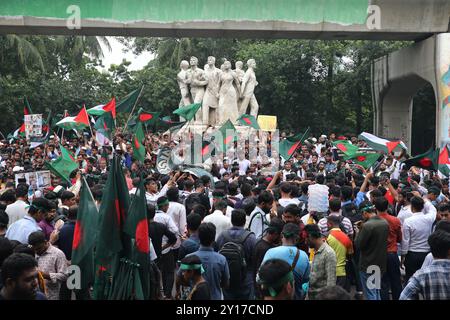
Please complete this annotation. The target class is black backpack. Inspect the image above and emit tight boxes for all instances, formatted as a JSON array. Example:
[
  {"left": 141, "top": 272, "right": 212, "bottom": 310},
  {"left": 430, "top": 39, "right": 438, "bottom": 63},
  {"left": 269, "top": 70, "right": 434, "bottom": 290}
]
[
  {"left": 219, "top": 230, "right": 253, "bottom": 290},
  {"left": 341, "top": 202, "right": 362, "bottom": 226}
]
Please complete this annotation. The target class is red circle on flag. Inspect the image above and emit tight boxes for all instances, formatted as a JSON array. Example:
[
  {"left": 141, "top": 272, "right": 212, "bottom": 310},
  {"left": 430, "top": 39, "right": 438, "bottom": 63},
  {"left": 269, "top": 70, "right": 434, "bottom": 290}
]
[
  {"left": 356, "top": 156, "right": 366, "bottom": 162},
  {"left": 139, "top": 114, "right": 153, "bottom": 122},
  {"left": 73, "top": 221, "right": 82, "bottom": 250},
  {"left": 135, "top": 219, "right": 150, "bottom": 253},
  {"left": 419, "top": 157, "right": 432, "bottom": 167},
  {"left": 337, "top": 143, "right": 347, "bottom": 152}
]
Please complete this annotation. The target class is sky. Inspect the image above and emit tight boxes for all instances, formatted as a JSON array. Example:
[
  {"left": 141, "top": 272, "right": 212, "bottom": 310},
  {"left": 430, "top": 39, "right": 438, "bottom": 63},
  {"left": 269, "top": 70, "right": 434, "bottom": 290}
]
[{"left": 97, "top": 37, "right": 154, "bottom": 72}]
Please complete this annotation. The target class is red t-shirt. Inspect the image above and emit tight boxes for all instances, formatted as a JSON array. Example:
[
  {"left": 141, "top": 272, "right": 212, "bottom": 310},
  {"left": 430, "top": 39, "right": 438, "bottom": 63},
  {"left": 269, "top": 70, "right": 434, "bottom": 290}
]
[{"left": 378, "top": 213, "right": 402, "bottom": 253}]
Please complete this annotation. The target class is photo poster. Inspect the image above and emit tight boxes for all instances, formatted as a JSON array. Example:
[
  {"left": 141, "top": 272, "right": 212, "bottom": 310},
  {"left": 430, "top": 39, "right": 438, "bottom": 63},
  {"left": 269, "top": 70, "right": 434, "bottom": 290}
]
[
  {"left": 15, "top": 170, "right": 51, "bottom": 191},
  {"left": 24, "top": 114, "right": 42, "bottom": 140}
]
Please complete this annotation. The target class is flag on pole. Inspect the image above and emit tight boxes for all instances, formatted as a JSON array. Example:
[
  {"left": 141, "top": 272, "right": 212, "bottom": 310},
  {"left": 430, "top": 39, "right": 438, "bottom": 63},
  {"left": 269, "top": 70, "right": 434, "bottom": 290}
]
[
  {"left": 332, "top": 140, "right": 358, "bottom": 158},
  {"left": 44, "top": 145, "right": 78, "bottom": 184},
  {"left": 56, "top": 107, "right": 90, "bottom": 131},
  {"left": 279, "top": 139, "right": 301, "bottom": 161},
  {"left": 116, "top": 87, "right": 143, "bottom": 114},
  {"left": 72, "top": 177, "right": 99, "bottom": 290},
  {"left": 286, "top": 127, "right": 310, "bottom": 143},
  {"left": 237, "top": 114, "right": 260, "bottom": 129},
  {"left": 24, "top": 97, "right": 33, "bottom": 115},
  {"left": 132, "top": 122, "right": 146, "bottom": 162},
  {"left": 94, "top": 112, "right": 115, "bottom": 139},
  {"left": 173, "top": 103, "right": 202, "bottom": 121},
  {"left": 87, "top": 98, "right": 116, "bottom": 119},
  {"left": 127, "top": 108, "right": 160, "bottom": 132},
  {"left": 402, "top": 148, "right": 440, "bottom": 171},
  {"left": 346, "top": 153, "right": 381, "bottom": 169},
  {"left": 358, "top": 132, "right": 407, "bottom": 154}
]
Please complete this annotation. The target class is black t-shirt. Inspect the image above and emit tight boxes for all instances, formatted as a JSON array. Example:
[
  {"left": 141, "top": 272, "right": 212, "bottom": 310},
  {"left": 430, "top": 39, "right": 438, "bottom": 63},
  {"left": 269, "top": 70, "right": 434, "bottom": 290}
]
[
  {"left": 148, "top": 221, "right": 177, "bottom": 258},
  {"left": 190, "top": 281, "right": 211, "bottom": 300},
  {"left": 252, "top": 238, "right": 275, "bottom": 277}
]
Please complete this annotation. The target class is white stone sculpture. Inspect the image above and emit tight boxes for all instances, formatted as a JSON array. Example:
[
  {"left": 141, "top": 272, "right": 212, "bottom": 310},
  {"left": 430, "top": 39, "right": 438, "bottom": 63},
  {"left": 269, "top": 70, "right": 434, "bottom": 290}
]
[
  {"left": 177, "top": 60, "right": 192, "bottom": 108},
  {"left": 218, "top": 60, "right": 241, "bottom": 125},
  {"left": 187, "top": 56, "right": 207, "bottom": 123},
  {"left": 202, "top": 56, "right": 221, "bottom": 126},
  {"left": 239, "top": 59, "right": 259, "bottom": 117}
]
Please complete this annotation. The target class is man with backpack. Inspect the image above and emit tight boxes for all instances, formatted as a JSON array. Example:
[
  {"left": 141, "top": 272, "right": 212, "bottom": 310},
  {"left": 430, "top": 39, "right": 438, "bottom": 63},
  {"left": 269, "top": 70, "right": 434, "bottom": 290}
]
[
  {"left": 248, "top": 191, "right": 275, "bottom": 239},
  {"left": 216, "top": 209, "right": 257, "bottom": 300}
]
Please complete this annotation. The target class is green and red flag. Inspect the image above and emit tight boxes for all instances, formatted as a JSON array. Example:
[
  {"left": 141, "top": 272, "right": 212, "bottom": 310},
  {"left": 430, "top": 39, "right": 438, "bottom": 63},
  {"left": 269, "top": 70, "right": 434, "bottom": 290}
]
[
  {"left": 237, "top": 114, "right": 260, "bottom": 130},
  {"left": 44, "top": 145, "right": 78, "bottom": 184},
  {"left": 124, "top": 176, "right": 150, "bottom": 299},
  {"left": 173, "top": 103, "right": 202, "bottom": 121},
  {"left": 72, "top": 177, "right": 99, "bottom": 290},
  {"left": 87, "top": 97, "right": 116, "bottom": 119},
  {"left": 213, "top": 120, "right": 237, "bottom": 152},
  {"left": 116, "top": 87, "right": 143, "bottom": 114},
  {"left": 127, "top": 108, "right": 160, "bottom": 132},
  {"left": 438, "top": 146, "right": 450, "bottom": 177},
  {"left": 23, "top": 97, "right": 33, "bottom": 116},
  {"left": 286, "top": 127, "right": 310, "bottom": 143},
  {"left": 94, "top": 112, "right": 115, "bottom": 139},
  {"left": 347, "top": 153, "right": 381, "bottom": 169},
  {"left": 279, "top": 139, "right": 301, "bottom": 161},
  {"left": 56, "top": 106, "right": 90, "bottom": 131},
  {"left": 402, "top": 148, "right": 440, "bottom": 171},
  {"left": 358, "top": 132, "right": 407, "bottom": 154},
  {"left": 332, "top": 140, "right": 358, "bottom": 158},
  {"left": 132, "top": 122, "right": 146, "bottom": 162}
]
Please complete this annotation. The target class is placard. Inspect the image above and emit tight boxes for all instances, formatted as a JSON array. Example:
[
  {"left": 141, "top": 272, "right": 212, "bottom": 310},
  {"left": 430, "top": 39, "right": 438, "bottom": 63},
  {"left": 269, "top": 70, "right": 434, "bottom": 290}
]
[
  {"left": 257, "top": 115, "right": 277, "bottom": 132},
  {"left": 15, "top": 170, "right": 51, "bottom": 190},
  {"left": 24, "top": 114, "right": 42, "bottom": 140}
]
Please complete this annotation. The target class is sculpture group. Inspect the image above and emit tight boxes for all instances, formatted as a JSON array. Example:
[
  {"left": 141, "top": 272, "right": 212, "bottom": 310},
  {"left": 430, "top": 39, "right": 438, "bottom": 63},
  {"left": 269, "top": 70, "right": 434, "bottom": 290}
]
[{"left": 177, "top": 56, "right": 259, "bottom": 126}]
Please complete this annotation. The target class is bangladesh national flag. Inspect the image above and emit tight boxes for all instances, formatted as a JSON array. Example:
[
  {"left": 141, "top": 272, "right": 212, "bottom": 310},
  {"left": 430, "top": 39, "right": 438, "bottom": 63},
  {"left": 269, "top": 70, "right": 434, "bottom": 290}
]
[
  {"left": 347, "top": 153, "right": 381, "bottom": 169},
  {"left": 24, "top": 97, "right": 33, "bottom": 115},
  {"left": 402, "top": 148, "right": 440, "bottom": 171},
  {"left": 359, "top": 132, "right": 407, "bottom": 154},
  {"left": 95, "top": 155, "right": 131, "bottom": 265},
  {"left": 438, "top": 146, "right": 450, "bottom": 177},
  {"left": 124, "top": 176, "right": 150, "bottom": 299},
  {"left": 332, "top": 140, "right": 358, "bottom": 158},
  {"left": 56, "top": 107, "right": 90, "bottom": 131},
  {"left": 132, "top": 122, "right": 146, "bottom": 162},
  {"left": 188, "top": 134, "right": 215, "bottom": 165},
  {"left": 72, "top": 177, "right": 99, "bottom": 290},
  {"left": 94, "top": 112, "right": 115, "bottom": 139},
  {"left": 286, "top": 127, "right": 310, "bottom": 143},
  {"left": 116, "top": 87, "right": 143, "bottom": 114},
  {"left": 279, "top": 139, "right": 301, "bottom": 161},
  {"left": 237, "top": 114, "right": 260, "bottom": 129},
  {"left": 127, "top": 108, "right": 160, "bottom": 132},
  {"left": 44, "top": 145, "right": 78, "bottom": 184},
  {"left": 87, "top": 97, "right": 116, "bottom": 119},
  {"left": 173, "top": 103, "right": 202, "bottom": 121},
  {"left": 213, "top": 119, "right": 237, "bottom": 152}
]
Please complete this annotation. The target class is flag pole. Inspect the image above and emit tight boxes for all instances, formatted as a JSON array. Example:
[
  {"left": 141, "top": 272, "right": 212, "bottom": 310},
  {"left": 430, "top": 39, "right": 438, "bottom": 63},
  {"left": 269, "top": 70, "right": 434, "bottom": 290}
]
[
  {"left": 61, "top": 109, "right": 67, "bottom": 141},
  {"left": 123, "top": 85, "right": 144, "bottom": 134}
]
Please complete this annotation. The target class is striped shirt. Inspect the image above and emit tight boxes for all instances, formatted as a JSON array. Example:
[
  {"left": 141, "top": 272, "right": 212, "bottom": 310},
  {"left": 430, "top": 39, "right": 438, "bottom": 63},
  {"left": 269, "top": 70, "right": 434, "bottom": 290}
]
[
  {"left": 36, "top": 245, "right": 68, "bottom": 300},
  {"left": 327, "top": 228, "right": 354, "bottom": 277},
  {"left": 318, "top": 212, "right": 354, "bottom": 237},
  {"left": 400, "top": 259, "right": 450, "bottom": 300}
]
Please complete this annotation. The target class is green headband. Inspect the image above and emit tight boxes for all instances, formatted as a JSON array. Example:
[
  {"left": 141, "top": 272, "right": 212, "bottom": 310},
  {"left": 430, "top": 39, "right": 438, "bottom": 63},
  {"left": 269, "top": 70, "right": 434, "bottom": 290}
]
[
  {"left": 361, "top": 204, "right": 375, "bottom": 212},
  {"left": 257, "top": 271, "right": 294, "bottom": 297},
  {"left": 180, "top": 263, "right": 205, "bottom": 274},
  {"left": 157, "top": 199, "right": 169, "bottom": 208},
  {"left": 213, "top": 195, "right": 225, "bottom": 199}
]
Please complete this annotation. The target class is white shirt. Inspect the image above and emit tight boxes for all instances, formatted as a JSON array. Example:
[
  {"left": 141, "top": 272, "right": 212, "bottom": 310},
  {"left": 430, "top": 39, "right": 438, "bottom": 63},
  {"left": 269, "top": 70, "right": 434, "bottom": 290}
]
[
  {"left": 248, "top": 207, "right": 269, "bottom": 239},
  {"left": 401, "top": 211, "right": 436, "bottom": 255},
  {"left": 420, "top": 252, "right": 434, "bottom": 269},
  {"left": 397, "top": 205, "right": 413, "bottom": 226},
  {"left": 167, "top": 201, "right": 187, "bottom": 250},
  {"left": 203, "top": 210, "right": 232, "bottom": 240},
  {"left": 153, "top": 210, "right": 179, "bottom": 255},
  {"left": 238, "top": 159, "right": 251, "bottom": 175},
  {"left": 144, "top": 184, "right": 170, "bottom": 204},
  {"left": 282, "top": 170, "right": 295, "bottom": 181},
  {"left": 278, "top": 198, "right": 300, "bottom": 208},
  {"left": 5, "top": 199, "right": 29, "bottom": 227},
  {"left": 423, "top": 199, "right": 437, "bottom": 216}
]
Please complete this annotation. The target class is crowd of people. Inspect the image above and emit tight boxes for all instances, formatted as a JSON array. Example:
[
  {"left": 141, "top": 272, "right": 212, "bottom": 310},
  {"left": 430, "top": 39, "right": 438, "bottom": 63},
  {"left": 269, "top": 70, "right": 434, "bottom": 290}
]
[{"left": 0, "top": 129, "right": 449, "bottom": 300}]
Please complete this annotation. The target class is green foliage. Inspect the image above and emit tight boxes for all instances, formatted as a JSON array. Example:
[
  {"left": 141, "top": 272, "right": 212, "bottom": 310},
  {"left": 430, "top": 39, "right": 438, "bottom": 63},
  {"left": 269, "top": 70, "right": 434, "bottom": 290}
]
[{"left": 0, "top": 35, "right": 412, "bottom": 137}]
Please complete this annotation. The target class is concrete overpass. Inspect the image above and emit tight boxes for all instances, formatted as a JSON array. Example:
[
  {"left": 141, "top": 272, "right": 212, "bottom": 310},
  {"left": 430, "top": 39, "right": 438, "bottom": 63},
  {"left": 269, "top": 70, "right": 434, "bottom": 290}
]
[
  {"left": 0, "top": 0, "right": 449, "bottom": 40},
  {"left": 372, "top": 33, "right": 450, "bottom": 150}
]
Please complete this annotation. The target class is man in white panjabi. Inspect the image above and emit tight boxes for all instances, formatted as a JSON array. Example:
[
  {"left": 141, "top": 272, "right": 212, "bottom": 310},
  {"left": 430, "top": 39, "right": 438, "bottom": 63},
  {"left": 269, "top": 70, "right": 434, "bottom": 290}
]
[
  {"left": 187, "top": 56, "right": 207, "bottom": 124},
  {"left": 177, "top": 60, "right": 193, "bottom": 108},
  {"left": 239, "top": 59, "right": 259, "bottom": 117},
  {"left": 203, "top": 56, "right": 221, "bottom": 126}
]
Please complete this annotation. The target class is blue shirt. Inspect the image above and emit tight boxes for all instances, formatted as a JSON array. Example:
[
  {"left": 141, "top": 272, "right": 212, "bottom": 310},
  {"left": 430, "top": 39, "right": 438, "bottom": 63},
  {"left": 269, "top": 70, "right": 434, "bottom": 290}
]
[
  {"left": 262, "top": 245, "right": 310, "bottom": 299},
  {"left": 355, "top": 191, "right": 367, "bottom": 207},
  {"left": 187, "top": 246, "right": 230, "bottom": 300},
  {"left": 6, "top": 215, "right": 42, "bottom": 244},
  {"left": 178, "top": 234, "right": 200, "bottom": 261}
]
